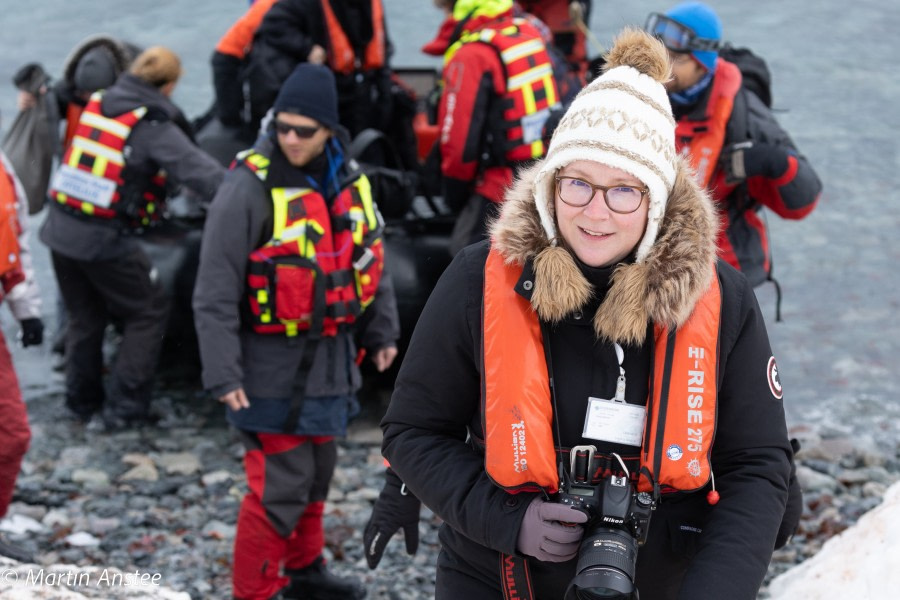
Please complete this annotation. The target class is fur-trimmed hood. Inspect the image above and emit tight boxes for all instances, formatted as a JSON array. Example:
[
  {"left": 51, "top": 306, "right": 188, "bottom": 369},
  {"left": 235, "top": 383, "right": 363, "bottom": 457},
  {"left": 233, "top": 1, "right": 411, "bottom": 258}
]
[
  {"left": 62, "top": 35, "right": 139, "bottom": 86},
  {"left": 489, "top": 155, "right": 719, "bottom": 345}
]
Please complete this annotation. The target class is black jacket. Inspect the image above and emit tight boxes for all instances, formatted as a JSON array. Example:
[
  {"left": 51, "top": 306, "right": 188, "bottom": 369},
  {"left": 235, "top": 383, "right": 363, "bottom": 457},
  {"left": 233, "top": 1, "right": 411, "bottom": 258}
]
[
  {"left": 244, "top": 0, "right": 394, "bottom": 135},
  {"left": 382, "top": 159, "right": 792, "bottom": 600}
]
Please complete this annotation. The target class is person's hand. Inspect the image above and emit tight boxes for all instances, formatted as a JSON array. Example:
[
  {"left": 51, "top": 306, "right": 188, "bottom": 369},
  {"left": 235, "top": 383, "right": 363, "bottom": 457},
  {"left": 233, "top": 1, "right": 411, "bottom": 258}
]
[
  {"left": 721, "top": 141, "right": 790, "bottom": 183},
  {"left": 218, "top": 388, "right": 250, "bottom": 411},
  {"left": 363, "top": 467, "right": 421, "bottom": 569},
  {"left": 16, "top": 90, "right": 38, "bottom": 111},
  {"left": 516, "top": 497, "right": 588, "bottom": 562},
  {"left": 307, "top": 44, "right": 327, "bottom": 65},
  {"left": 371, "top": 345, "right": 398, "bottom": 372},
  {"left": 18, "top": 318, "right": 43, "bottom": 347}
]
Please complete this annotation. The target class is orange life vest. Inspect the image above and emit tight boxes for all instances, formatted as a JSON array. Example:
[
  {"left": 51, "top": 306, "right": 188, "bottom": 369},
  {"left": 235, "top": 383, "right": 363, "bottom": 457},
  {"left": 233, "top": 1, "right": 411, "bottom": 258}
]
[
  {"left": 49, "top": 92, "right": 168, "bottom": 229},
  {"left": 215, "top": 0, "right": 279, "bottom": 59},
  {"left": 0, "top": 160, "right": 24, "bottom": 288},
  {"left": 675, "top": 59, "right": 741, "bottom": 187},
  {"left": 237, "top": 148, "right": 384, "bottom": 338},
  {"left": 63, "top": 103, "right": 85, "bottom": 151},
  {"left": 481, "top": 248, "right": 721, "bottom": 495},
  {"left": 320, "top": 0, "right": 387, "bottom": 76},
  {"left": 447, "top": 17, "right": 561, "bottom": 164}
]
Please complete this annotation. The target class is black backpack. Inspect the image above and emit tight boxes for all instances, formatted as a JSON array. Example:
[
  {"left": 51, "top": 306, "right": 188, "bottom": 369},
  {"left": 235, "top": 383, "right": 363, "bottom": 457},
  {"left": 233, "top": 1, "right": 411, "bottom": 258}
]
[{"left": 718, "top": 42, "right": 772, "bottom": 108}]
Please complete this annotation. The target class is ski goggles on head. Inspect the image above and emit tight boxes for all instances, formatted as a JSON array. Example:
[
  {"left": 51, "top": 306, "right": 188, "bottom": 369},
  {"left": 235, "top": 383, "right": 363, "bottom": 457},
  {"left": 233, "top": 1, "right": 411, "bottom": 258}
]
[{"left": 645, "top": 13, "right": 721, "bottom": 53}]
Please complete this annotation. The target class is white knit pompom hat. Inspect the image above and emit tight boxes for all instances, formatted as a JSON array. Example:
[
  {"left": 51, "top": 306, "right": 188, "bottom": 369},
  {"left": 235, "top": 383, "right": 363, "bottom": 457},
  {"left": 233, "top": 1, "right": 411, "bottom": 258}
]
[{"left": 533, "top": 28, "right": 677, "bottom": 263}]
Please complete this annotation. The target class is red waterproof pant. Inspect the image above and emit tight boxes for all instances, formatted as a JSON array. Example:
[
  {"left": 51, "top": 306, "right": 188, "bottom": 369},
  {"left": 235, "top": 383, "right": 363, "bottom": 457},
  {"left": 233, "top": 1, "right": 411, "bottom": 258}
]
[
  {"left": 0, "top": 333, "right": 31, "bottom": 517},
  {"left": 232, "top": 432, "right": 336, "bottom": 600}
]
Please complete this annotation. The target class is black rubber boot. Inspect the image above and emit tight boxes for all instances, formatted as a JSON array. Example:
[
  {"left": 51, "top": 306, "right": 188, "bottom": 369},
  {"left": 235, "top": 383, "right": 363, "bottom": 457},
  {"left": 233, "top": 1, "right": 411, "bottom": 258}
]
[{"left": 282, "top": 556, "right": 366, "bottom": 600}]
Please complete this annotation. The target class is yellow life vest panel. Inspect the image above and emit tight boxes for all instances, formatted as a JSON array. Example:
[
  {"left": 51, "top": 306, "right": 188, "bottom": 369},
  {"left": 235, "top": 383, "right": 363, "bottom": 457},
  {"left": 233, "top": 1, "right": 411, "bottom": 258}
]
[
  {"left": 446, "top": 16, "right": 561, "bottom": 164},
  {"left": 238, "top": 148, "right": 384, "bottom": 338},
  {"left": 49, "top": 92, "right": 167, "bottom": 229}
]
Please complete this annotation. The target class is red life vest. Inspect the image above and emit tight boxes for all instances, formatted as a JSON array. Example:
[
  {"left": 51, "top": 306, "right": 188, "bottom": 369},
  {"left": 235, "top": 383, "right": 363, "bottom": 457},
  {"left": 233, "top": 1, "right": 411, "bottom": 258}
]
[
  {"left": 517, "top": 0, "right": 589, "bottom": 82},
  {"left": 675, "top": 59, "right": 742, "bottom": 187},
  {"left": 481, "top": 248, "right": 721, "bottom": 495},
  {"left": 0, "top": 160, "right": 24, "bottom": 291},
  {"left": 237, "top": 148, "right": 385, "bottom": 338},
  {"left": 447, "top": 16, "right": 561, "bottom": 165},
  {"left": 49, "top": 92, "right": 168, "bottom": 229},
  {"left": 320, "top": 0, "right": 387, "bottom": 76}
]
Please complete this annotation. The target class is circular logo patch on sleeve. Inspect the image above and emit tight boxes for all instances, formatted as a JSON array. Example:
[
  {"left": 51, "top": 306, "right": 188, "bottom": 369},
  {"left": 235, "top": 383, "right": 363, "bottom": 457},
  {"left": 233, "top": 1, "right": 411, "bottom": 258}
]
[{"left": 767, "top": 356, "right": 783, "bottom": 399}]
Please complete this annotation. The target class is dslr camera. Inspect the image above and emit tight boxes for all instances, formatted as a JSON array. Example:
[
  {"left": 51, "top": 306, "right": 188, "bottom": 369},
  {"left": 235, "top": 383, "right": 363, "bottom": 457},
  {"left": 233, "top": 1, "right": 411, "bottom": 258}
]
[{"left": 558, "top": 446, "right": 655, "bottom": 600}]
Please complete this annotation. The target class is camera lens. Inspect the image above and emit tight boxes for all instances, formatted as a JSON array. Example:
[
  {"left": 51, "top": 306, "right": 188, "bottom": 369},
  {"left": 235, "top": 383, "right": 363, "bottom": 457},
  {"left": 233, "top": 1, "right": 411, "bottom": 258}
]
[{"left": 565, "top": 528, "right": 639, "bottom": 600}]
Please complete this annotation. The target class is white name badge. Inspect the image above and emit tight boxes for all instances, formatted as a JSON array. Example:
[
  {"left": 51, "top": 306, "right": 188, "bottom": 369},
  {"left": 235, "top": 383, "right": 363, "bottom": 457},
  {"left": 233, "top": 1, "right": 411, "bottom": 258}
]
[
  {"left": 582, "top": 397, "right": 646, "bottom": 447},
  {"left": 51, "top": 165, "right": 117, "bottom": 208}
]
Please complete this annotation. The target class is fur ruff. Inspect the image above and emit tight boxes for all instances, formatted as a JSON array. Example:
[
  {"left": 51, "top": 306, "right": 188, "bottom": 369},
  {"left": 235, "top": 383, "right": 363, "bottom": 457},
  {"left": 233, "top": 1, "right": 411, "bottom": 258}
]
[{"left": 489, "top": 156, "right": 718, "bottom": 345}]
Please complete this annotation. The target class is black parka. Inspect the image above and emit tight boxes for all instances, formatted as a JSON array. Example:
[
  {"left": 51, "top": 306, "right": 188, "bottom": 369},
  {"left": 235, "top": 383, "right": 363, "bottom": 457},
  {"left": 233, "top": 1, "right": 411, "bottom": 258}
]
[{"left": 382, "top": 158, "right": 793, "bottom": 600}]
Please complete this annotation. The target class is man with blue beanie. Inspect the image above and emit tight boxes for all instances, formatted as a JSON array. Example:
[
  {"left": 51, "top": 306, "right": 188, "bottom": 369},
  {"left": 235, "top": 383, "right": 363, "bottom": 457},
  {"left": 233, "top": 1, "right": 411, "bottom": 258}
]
[
  {"left": 193, "top": 62, "right": 400, "bottom": 600},
  {"left": 646, "top": 2, "right": 822, "bottom": 295}
]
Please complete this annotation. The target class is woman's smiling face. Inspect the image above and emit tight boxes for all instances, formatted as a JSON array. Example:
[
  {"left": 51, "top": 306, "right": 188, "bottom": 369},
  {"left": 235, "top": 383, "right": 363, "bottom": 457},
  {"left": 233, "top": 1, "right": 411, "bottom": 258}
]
[{"left": 554, "top": 160, "right": 650, "bottom": 267}]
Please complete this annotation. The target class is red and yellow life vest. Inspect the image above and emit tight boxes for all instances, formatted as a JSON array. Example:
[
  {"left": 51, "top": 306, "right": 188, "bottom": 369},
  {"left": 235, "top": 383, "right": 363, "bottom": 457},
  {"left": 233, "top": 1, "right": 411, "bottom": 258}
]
[
  {"left": 49, "top": 92, "right": 167, "bottom": 229},
  {"left": 481, "top": 248, "right": 721, "bottom": 495},
  {"left": 0, "top": 161, "right": 24, "bottom": 288},
  {"left": 320, "top": 0, "right": 387, "bottom": 76},
  {"left": 675, "top": 59, "right": 742, "bottom": 187},
  {"left": 238, "top": 149, "right": 385, "bottom": 338},
  {"left": 447, "top": 16, "right": 561, "bottom": 164}
]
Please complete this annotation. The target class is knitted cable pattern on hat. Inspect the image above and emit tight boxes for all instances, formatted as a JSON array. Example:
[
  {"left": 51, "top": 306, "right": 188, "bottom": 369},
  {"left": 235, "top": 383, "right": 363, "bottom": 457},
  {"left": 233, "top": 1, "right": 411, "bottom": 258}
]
[{"left": 532, "top": 28, "right": 676, "bottom": 263}]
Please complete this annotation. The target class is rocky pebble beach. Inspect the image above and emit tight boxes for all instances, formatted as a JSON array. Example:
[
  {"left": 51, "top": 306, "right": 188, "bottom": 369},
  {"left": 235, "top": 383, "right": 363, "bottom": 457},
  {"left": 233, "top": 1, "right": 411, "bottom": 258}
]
[{"left": 0, "top": 379, "right": 897, "bottom": 599}]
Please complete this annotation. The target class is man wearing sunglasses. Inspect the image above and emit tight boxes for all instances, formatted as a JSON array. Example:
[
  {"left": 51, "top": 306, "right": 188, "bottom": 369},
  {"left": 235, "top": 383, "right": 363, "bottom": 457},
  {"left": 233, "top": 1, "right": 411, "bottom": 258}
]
[
  {"left": 193, "top": 63, "right": 399, "bottom": 600},
  {"left": 646, "top": 2, "right": 821, "bottom": 301}
]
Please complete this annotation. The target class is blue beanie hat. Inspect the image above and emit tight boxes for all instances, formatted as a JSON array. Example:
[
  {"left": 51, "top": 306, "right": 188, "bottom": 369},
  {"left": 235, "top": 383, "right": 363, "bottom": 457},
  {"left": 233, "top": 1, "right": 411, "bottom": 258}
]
[
  {"left": 665, "top": 2, "right": 722, "bottom": 72},
  {"left": 272, "top": 63, "right": 340, "bottom": 131}
]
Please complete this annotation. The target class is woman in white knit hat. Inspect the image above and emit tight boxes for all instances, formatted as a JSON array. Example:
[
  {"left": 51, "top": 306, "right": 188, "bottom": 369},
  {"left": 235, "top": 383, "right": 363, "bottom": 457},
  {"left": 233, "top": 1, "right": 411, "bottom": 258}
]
[{"left": 380, "top": 27, "right": 794, "bottom": 600}]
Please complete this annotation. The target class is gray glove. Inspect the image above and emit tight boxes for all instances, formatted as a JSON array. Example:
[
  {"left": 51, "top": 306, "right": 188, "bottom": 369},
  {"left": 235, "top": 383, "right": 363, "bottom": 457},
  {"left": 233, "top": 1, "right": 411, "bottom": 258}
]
[{"left": 516, "top": 497, "right": 588, "bottom": 562}]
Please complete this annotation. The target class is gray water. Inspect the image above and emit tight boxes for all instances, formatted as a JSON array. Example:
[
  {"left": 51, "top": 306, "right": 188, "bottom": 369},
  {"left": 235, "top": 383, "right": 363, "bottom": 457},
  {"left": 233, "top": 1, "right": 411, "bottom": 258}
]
[{"left": 2, "top": 0, "right": 900, "bottom": 436}]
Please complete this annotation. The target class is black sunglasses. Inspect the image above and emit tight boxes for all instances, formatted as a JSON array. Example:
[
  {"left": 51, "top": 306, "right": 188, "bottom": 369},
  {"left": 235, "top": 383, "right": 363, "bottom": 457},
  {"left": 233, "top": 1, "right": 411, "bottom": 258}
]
[{"left": 274, "top": 120, "right": 321, "bottom": 139}]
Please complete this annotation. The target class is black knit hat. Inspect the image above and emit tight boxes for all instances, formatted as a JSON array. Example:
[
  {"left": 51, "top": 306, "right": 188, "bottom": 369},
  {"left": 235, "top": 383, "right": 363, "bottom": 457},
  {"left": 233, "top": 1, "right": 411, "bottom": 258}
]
[
  {"left": 272, "top": 63, "right": 340, "bottom": 131},
  {"left": 73, "top": 46, "right": 118, "bottom": 93}
]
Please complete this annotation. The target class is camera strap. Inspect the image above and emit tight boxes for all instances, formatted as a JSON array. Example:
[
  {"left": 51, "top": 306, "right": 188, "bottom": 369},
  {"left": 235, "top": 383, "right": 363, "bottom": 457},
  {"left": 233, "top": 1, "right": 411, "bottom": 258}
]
[{"left": 499, "top": 553, "right": 535, "bottom": 600}]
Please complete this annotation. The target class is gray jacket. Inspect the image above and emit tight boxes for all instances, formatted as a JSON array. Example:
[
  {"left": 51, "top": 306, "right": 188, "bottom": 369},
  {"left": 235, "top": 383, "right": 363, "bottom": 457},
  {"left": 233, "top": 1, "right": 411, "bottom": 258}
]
[
  {"left": 192, "top": 140, "right": 399, "bottom": 432},
  {"left": 40, "top": 74, "right": 224, "bottom": 261}
]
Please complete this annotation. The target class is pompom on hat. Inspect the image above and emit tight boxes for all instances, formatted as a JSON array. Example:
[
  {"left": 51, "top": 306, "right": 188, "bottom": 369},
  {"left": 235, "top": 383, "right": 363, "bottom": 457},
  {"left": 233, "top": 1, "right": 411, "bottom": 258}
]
[{"left": 532, "top": 28, "right": 677, "bottom": 263}]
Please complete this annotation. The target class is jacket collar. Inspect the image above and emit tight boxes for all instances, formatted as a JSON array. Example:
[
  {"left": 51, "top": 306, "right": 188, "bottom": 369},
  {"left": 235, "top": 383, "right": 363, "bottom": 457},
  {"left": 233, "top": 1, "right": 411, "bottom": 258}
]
[{"left": 489, "top": 156, "right": 719, "bottom": 345}]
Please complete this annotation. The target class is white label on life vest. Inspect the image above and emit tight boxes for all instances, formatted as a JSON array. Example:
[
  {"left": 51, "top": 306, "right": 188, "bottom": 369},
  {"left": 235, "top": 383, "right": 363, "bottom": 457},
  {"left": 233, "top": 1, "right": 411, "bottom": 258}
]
[
  {"left": 51, "top": 165, "right": 117, "bottom": 208},
  {"left": 520, "top": 109, "right": 550, "bottom": 144},
  {"left": 582, "top": 397, "right": 646, "bottom": 447}
]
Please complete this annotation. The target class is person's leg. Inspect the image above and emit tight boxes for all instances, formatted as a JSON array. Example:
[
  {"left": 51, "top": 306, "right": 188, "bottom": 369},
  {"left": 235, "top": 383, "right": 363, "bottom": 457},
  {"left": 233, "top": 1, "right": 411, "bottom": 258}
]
[
  {"left": 0, "top": 334, "right": 30, "bottom": 518},
  {"left": 282, "top": 437, "right": 365, "bottom": 599},
  {"left": 233, "top": 431, "right": 316, "bottom": 600},
  {"left": 80, "top": 250, "right": 169, "bottom": 425},
  {"left": 51, "top": 252, "right": 107, "bottom": 420}
]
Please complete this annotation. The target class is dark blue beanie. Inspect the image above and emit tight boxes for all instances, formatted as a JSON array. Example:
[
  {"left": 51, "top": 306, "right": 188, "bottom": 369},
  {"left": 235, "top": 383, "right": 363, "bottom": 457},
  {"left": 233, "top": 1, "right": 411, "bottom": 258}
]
[{"left": 272, "top": 63, "right": 340, "bottom": 131}]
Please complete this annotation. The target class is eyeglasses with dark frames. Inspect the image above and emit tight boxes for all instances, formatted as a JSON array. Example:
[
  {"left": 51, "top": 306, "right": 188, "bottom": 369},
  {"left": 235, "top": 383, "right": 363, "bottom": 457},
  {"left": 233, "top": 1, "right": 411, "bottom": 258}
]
[
  {"left": 555, "top": 176, "right": 648, "bottom": 214},
  {"left": 274, "top": 120, "right": 321, "bottom": 139}
]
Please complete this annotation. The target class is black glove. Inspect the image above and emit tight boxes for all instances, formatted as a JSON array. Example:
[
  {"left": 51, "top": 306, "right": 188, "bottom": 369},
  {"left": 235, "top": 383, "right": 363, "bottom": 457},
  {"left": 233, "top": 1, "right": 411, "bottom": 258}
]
[
  {"left": 363, "top": 467, "right": 421, "bottom": 569},
  {"left": 722, "top": 141, "right": 790, "bottom": 183},
  {"left": 18, "top": 318, "right": 43, "bottom": 347}
]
